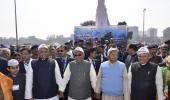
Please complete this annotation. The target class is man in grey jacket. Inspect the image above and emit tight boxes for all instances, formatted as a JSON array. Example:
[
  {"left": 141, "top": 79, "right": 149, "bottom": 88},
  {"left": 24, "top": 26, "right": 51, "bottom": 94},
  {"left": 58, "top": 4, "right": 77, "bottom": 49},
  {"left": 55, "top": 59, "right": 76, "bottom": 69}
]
[{"left": 59, "top": 47, "right": 96, "bottom": 100}]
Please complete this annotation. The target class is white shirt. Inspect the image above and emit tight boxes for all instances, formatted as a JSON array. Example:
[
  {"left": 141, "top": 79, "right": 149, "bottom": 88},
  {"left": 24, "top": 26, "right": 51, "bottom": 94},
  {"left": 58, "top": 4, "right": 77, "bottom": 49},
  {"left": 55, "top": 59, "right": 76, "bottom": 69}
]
[
  {"left": 100, "top": 54, "right": 104, "bottom": 62},
  {"left": 25, "top": 59, "right": 63, "bottom": 99},
  {"left": 67, "top": 49, "right": 73, "bottom": 58},
  {"left": 23, "top": 58, "right": 32, "bottom": 73},
  {"left": 59, "top": 61, "right": 97, "bottom": 99},
  {"left": 88, "top": 58, "right": 93, "bottom": 64},
  {"left": 68, "top": 96, "right": 91, "bottom": 100},
  {"left": 34, "top": 96, "right": 59, "bottom": 100},
  {"left": 128, "top": 64, "right": 164, "bottom": 100}
]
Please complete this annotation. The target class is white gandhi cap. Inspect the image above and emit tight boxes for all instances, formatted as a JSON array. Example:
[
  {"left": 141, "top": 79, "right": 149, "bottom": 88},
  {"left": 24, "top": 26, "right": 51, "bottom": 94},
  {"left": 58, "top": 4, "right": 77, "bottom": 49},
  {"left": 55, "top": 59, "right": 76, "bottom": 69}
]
[
  {"left": 8, "top": 59, "right": 19, "bottom": 67},
  {"left": 137, "top": 47, "right": 149, "bottom": 55}
]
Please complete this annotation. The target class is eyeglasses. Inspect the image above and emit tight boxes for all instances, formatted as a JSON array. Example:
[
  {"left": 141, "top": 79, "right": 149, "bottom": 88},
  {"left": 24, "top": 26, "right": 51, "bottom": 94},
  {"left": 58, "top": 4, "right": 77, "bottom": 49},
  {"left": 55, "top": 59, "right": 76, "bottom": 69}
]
[{"left": 74, "top": 54, "right": 82, "bottom": 57}]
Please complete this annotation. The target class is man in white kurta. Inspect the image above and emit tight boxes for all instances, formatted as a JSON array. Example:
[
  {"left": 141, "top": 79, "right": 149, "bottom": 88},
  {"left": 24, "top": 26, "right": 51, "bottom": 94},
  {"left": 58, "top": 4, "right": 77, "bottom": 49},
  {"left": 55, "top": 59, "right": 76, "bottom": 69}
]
[
  {"left": 59, "top": 47, "right": 96, "bottom": 100},
  {"left": 25, "top": 44, "right": 63, "bottom": 100}
]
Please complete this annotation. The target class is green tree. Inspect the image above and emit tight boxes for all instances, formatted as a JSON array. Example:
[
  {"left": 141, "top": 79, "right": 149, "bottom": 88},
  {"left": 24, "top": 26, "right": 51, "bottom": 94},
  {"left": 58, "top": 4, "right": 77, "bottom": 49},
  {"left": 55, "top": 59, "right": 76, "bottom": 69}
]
[{"left": 80, "top": 20, "right": 96, "bottom": 26}]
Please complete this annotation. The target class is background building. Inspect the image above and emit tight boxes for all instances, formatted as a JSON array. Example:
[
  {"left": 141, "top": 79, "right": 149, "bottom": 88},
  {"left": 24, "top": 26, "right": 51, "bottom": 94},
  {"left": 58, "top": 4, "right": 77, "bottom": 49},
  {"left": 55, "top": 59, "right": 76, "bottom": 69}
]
[
  {"left": 163, "top": 27, "right": 170, "bottom": 42},
  {"left": 147, "top": 28, "right": 157, "bottom": 38}
]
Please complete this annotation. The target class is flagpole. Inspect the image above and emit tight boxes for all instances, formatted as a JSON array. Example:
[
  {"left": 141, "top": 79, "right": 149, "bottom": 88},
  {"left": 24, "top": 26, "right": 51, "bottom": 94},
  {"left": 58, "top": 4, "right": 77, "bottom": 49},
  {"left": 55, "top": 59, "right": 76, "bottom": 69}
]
[
  {"left": 142, "top": 8, "right": 146, "bottom": 43},
  {"left": 14, "top": 0, "right": 19, "bottom": 51}
]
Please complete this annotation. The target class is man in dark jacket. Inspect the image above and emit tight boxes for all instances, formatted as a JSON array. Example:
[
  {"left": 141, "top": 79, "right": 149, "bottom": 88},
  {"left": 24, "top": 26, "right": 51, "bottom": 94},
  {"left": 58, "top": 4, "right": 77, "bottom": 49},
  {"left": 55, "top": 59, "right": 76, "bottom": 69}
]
[
  {"left": 147, "top": 44, "right": 162, "bottom": 64},
  {"left": 19, "top": 48, "right": 32, "bottom": 74},
  {"left": 56, "top": 45, "right": 74, "bottom": 78},
  {"left": 125, "top": 44, "right": 138, "bottom": 71},
  {"left": 128, "top": 47, "right": 163, "bottom": 100},
  {"left": 0, "top": 57, "right": 8, "bottom": 75},
  {"left": 86, "top": 48, "right": 100, "bottom": 75},
  {"left": 56, "top": 45, "right": 74, "bottom": 100},
  {"left": 25, "top": 44, "right": 62, "bottom": 100}
]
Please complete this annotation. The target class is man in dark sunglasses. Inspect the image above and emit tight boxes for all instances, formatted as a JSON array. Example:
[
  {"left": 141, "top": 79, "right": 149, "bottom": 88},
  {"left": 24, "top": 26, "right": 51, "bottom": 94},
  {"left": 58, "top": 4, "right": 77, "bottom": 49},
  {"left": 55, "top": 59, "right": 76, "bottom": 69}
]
[
  {"left": 59, "top": 47, "right": 97, "bottom": 100},
  {"left": 56, "top": 45, "right": 74, "bottom": 100},
  {"left": 56, "top": 45, "right": 74, "bottom": 78}
]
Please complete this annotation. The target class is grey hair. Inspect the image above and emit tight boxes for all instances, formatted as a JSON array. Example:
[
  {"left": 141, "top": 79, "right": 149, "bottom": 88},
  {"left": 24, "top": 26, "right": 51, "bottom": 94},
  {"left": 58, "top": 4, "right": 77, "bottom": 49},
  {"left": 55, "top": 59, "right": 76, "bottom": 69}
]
[{"left": 107, "top": 47, "right": 119, "bottom": 56}]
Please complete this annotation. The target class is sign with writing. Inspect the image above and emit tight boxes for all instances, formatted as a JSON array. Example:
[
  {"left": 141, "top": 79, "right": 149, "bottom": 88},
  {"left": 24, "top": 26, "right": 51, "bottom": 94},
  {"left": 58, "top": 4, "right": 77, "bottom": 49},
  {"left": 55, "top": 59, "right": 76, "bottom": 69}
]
[{"left": 74, "top": 25, "right": 128, "bottom": 46}]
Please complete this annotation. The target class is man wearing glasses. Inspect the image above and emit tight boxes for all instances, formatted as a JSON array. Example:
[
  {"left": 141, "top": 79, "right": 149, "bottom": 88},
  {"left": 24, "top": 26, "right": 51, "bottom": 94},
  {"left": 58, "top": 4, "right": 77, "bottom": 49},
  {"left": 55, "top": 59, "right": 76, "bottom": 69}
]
[
  {"left": 56, "top": 45, "right": 74, "bottom": 78},
  {"left": 59, "top": 47, "right": 96, "bottom": 100},
  {"left": 56, "top": 45, "right": 74, "bottom": 100}
]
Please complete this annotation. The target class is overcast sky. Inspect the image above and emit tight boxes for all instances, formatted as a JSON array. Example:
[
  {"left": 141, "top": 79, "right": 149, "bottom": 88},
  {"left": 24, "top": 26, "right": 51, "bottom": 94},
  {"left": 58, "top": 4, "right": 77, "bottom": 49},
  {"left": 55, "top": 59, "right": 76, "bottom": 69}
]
[{"left": 0, "top": 0, "right": 170, "bottom": 39}]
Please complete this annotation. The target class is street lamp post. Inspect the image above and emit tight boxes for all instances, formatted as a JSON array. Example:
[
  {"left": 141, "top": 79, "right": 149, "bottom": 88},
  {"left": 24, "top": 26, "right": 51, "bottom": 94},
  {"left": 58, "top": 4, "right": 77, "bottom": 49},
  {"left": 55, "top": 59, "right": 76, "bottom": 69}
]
[
  {"left": 142, "top": 8, "right": 146, "bottom": 43},
  {"left": 14, "top": 0, "right": 19, "bottom": 51}
]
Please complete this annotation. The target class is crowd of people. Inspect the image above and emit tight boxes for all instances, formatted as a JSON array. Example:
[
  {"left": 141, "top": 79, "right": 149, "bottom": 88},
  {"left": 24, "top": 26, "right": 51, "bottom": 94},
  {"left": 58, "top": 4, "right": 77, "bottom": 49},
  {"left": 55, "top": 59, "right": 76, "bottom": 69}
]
[{"left": 0, "top": 38, "right": 170, "bottom": 100}]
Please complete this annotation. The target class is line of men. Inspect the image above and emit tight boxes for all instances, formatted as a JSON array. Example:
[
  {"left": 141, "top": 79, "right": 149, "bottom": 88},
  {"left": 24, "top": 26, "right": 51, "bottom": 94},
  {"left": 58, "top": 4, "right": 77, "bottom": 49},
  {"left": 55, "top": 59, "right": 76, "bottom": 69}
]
[{"left": 0, "top": 40, "right": 170, "bottom": 100}]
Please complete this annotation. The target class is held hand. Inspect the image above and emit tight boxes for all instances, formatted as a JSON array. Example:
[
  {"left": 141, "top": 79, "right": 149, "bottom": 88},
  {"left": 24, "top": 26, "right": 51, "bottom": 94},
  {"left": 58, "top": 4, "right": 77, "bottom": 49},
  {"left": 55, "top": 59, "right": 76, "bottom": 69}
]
[
  {"left": 58, "top": 91, "right": 64, "bottom": 99},
  {"left": 163, "top": 91, "right": 169, "bottom": 100},
  {"left": 95, "top": 93, "right": 101, "bottom": 99}
]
